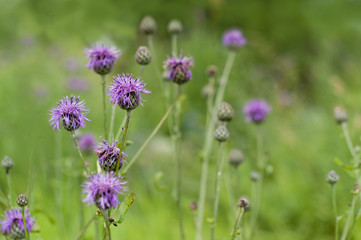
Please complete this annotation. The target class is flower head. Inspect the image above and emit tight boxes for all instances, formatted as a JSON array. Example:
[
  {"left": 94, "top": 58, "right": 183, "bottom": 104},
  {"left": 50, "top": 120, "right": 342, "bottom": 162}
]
[
  {"left": 163, "top": 54, "right": 194, "bottom": 85},
  {"left": 85, "top": 44, "right": 120, "bottom": 75},
  {"left": 95, "top": 138, "right": 127, "bottom": 172},
  {"left": 108, "top": 73, "right": 150, "bottom": 110},
  {"left": 222, "top": 29, "right": 246, "bottom": 51},
  {"left": 1, "top": 208, "right": 36, "bottom": 236},
  {"left": 78, "top": 133, "right": 96, "bottom": 154},
  {"left": 243, "top": 99, "right": 271, "bottom": 124},
  {"left": 82, "top": 172, "right": 127, "bottom": 210},
  {"left": 49, "top": 95, "right": 90, "bottom": 131}
]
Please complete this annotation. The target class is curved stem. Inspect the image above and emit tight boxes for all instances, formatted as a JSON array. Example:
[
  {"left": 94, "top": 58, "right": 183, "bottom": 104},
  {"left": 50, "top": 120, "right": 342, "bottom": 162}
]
[
  {"left": 196, "top": 51, "right": 236, "bottom": 240},
  {"left": 21, "top": 207, "right": 29, "bottom": 240},
  {"left": 71, "top": 131, "right": 90, "bottom": 175},
  {"left": 122, "top": 90, "right": 181, "bottom": 174},
  {"left": 116, "top": 111, "right": 132, "bottom": 175},
  {"left": 230, "top": 207, "right": 244, "bottom": 240},
  {"left": 101, "top": 75, "right": 108, "bottom": 140},
  {"left": 75, "top": 214, "right": 97, "bottom": 240}
]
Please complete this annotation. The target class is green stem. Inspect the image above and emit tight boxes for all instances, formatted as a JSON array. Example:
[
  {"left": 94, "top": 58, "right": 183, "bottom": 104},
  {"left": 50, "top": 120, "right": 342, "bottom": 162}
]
[
  {"left": 101, "top": 75, "right": 108, "bottom": 140},
  {"left": 211, "top": 143, "right": 225, "bottom": 240},
  {"left": 139, "top": 65, "right": 145, "bottom": 79},
  {"left": 102, "top": 210, "right": 112, "bottom": 240},
  {"left": 71, "top": 131, "right": 90, "bottom": 175},
  {"left": 147, "top": 35, "right": 162, "bottom": 87},
  {"left": 205, "top": 76, "right": 215, "bottom": 128},
  {"left": 340, "top": 194, "right": 358, "bottom": 240},
  {"left": 122, "top": 90, "right": 180, "bottom": 174},
  {"left": 6, "top": 173, "right": 11, "bottom": 204},
  {"left": 230, "top": 207, "right": 245, "bottom": 240},
  {"left": 332, "top": 185, "right": 339, "bottom": 240},
  {"left": 172, "top": 34, "right": 178, "bottom": 56},
  {"left": 95, "top": 217, "right": 100, "bottom": 240},
  {"left": 341, "top": 122, "right": 357, "bottom": 161},
  {"left": 21, "top": 207, "right": 29, "bottom": 240},
  {"left": 108, "top": 105, "right": 117, "bottom": 141},
  {"left": 116, "top": 111, "right": 132, "bottom": 175},
  {"left": 196, "top": 51, "right": 236, "bottom": 240},
  {"left": 115, "top": 114, "right": 127, "bottom": 140},
  {"left": 75, "top": 214, "right": 97, "bottom": 240}
]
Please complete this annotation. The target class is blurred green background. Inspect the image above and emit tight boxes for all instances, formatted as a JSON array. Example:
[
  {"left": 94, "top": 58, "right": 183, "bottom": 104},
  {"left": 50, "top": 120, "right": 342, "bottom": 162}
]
[{"left": 1, "top": 0, "right": 361, "bottom": 239}]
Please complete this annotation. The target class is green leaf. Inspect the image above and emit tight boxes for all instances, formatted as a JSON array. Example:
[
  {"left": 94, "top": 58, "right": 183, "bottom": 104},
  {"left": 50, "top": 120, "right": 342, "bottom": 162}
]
[
  {"left": 334, "top": 158, "right": 358, "bottom": 170},
  {"left": 117, "top": 192, "right": 135, "bottom": 224}
]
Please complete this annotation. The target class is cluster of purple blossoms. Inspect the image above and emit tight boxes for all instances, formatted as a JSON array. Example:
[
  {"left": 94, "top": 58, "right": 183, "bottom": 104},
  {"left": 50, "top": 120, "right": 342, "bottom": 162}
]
[
  {"left": 95, "top": 138, "right": 127, "bottom": 172},
  {"left": 85, "top": 44, "right": 120, "bottom": 75},
  {"left": 243, "top": 99, "right": 271, "bottom": 124},
  {"left": 1, "top": 208, "right": 36, "bottom": 238},
  {"left": 222, "top": 29, "right": 246, "bottom": 51},
  {"left": 50, "top": 95, "right": 90, "bottom": 131},
  {"left": 108, "top": 73, "right": 150, "bottom": 111},
  {"left": 78, "top": 133, "right": 96, "bottom": 154},
  {"left": 82, "top": 172, "right": 127, "bottom": 210},
  {"left": 163, "top": 54, "right": 194, "bottom": 85}
]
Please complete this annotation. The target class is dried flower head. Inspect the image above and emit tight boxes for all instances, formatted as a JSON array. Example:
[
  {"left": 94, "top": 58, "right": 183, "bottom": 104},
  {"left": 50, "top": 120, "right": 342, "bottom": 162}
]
[
  {"left": 163, "top": 54, "right": 194, "bottom": 85},
  {"left": 82, "top": 172, "right": 127, "bottom": 210},
  {"left": 243, "top": 99, "right": 271, "bottom": 124},
  {"left": 135, "top": 46, "right": 152, "bottom": 65},
  {"left": 139, "top": 16, "right": 157, "bottom": 35},
  {"left": 108, "top": 73, "right": 150, "bottom": 111},
  {"left": 16, "top": 194, "right": 28, "bottom": 208},
  {"left": 334, "top": 106, "right": 348, "bottom": 124},
  {"left": 85, "top": 44, "right": 120, "bottom": 75},
  {"left": 237, "top": 197, "right": 249, "bottom": 209},
  {"left": 78, "top": 133, "right": 96, "bottom": 154},
  {"left": 50, "top": 95, "right": 90, "bottom": 131},
  {"left": 222, "top": 29, "right": 246, "bottom": 51},
  {"left": 326, "top": 170, "right": 339, "bottom": 185},
  {"left": 229, "top": 149, "right": 244, "bottom": 168},
  {"left": 168, "top": 19, "right": 183, "bottom": 34},
  {"left": 1, "top": 156, "right": 14, "bottom": 174},
  {"left": 95, "top": 138, "right": 127, "bottom": 172},
  {"left": 1, "top": 208, "right": 36, "bottom": 238}
]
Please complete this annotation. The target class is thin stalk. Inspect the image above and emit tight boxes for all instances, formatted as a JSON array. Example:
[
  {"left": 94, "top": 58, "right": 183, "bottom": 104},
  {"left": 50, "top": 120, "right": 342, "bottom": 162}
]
[
  {"left": 230, "top": 207, "right": 245, "bottom": 240},
  {"left": 75, "top": 214, "right": 97, "bottom": 240},
  {"left": 71, "top": 131, "right": 90, "bottom": 175},
  {"left": 122, "top": 90, "right": 181, "bottom": 174},
  {"left": 147, "top": 35, "right": 162, "bottom": 86},
  {"left": 341, "top": 122, "right": 357, "bottom": 161},
  {"left": 6, "top": 173, "right": 11, "bottom": 204},
  {"left": 108, "top": 105, "right": 117, "bottom": 141},
  {"left": 340, "top": 194, "right": 358, "bottom": 240},
  {"left": 115, "top": 110, "right": 132, "bottom": 175},
  {"left": 102, "top": 210, "right": 112, "bottom": 240},
  {"left": 211, "top": 143, "right": 225, "bottom": 240},
  {"left": 196, "top": 51, "right": 236, "bottom": 240},
  {"left": 21, "top": 207, "right": 29, "bottom": 240},
  {"left": 101, "top": 75, "right": 108, "bottom": 140},
  {"left": 115, "top": 114, "right": 127, "bottom": 140},
  {"left": 139, "top": 65, "right": 145, "bottom": 79},
  {"left": 205, "top": 76, "right": 215, "bottom": 128},
  {"left": 332, "top": 185, "right": 339, "bottom": 240},
  {"left": 172, "top": 34, "right": 178, "bottom": 56}
]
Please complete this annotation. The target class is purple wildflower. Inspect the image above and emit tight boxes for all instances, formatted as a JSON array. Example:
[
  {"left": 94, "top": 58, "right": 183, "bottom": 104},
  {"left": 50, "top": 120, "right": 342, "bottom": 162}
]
[
  {"left": 82, "top": 172, "right": 127, "bottom": 210},
  {"left": 95, "top": 138, "right": 127, "bottom": 172},
  {"left": 243, "top": 99, "right": 271, "bottom": 124},
  {"left": 85, "top": 44, "right": 120, "bottom": 75},
  {"left": 163, "top": 54, "right": 194, "bottom": 84},
  {"left": 78, "top": 133, "right": 96, "bottom": 154},
  {"left": 1, "top": 208, "right": 36, "bottom": 236},
  {"left": 49, "top": 95, "right": 90, "bottom": 131},
  {"left": 108, "top": 73, "right": 150, "bottom": 110},
  {"left": 222, "top": 29, "right": 246, "bottom": 51}
]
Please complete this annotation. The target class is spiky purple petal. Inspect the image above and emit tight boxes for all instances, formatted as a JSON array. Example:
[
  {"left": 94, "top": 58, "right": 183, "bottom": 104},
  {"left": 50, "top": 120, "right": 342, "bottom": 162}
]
[
  {"left": 0, "top": 208, "right": 36, "bottom": 234},
  {"left": 243, "top": 99, "right": 271, "bottom": 124},
  {"left": 163, "top": 54, "right": 194, "bottom": 84},
  {"left": 222, "top": 29, "right": 246, "bottom": 50}
]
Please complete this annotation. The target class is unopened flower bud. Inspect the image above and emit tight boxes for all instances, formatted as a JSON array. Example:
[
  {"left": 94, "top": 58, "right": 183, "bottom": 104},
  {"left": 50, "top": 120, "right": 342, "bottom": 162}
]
[
  {"left": 2, "top": 156, "right": 14, "bottom": 174},
  {"left": 334, "top": 106, "right": 348, "bottom": 124},
  {"left": 206, "top": 65, "right": 217, "bottom": 77},
  {"left": 190, "top": 201, "right": 197, "bottom": 211},
  {"left": 326, "top": 170, "right": 339, "bottom": 185},
  {"left": 217, "top": 102, "right": 234, "bottom": 122},
  {"left": 168, "top": 19, "right": 183, "bottom": 35},
  {"left": 135, "top": 46, "right": 152, "bottom": 65},
  {"left": 139, "top": 16, "right": 157, "bottom": 35},
  {"left": 229, "top": 149, "right": 244, "bottom": 168},
  {"left": 16, "top": 194, "right": 28, "bottom": 207},
  {"left": 237, "top": 197, "right": 249, "bottom": 209},
  {"left": 250, "top": 171, "right": 260, "bottom": 182},
  {"left": 214, "top": 125, "right": 229, "bottom": 142}
]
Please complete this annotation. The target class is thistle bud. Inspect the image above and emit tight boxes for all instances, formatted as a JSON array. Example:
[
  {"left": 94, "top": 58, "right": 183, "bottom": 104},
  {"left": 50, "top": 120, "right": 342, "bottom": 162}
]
[
  {"left": 237, "top": 197, "right": 249, "bottom": 209},
  {"left": 229, "top": 149, "right": 244, "bottom": 168},
  {"left": 334, "top": 106, "right": 348, "bottom": 124},
  {"left": 206, "top": 65, "right": 217, "bottom": 77},
  {"left": 139, "top": 16, "right": 157, "bottom": 35},
  {"left": 135, "top": 46, "right": 152, "bottom": 65},
  {"left": 16, "top": 194, "right": 28, "bottom": 207},
  {"left": 250, "top": 171, "right": 260, "bottom": 182},
  {"left": 10, "top": 222, "right": 26, "bottom": 239},
  {"left": 214, "top": 125, "right": 229, "bottom": 142},
  {"left": 326, "top": 170, "right": 339, "bottom": 185},
  {"left": 2, "top": 156, "right": 14, "bottom": 174},
  {"left": 217, "top": 102, "right": 234, "bottom": 122},
  {"left": 168, "top": 19, "right": 183, "bottom": 35}
]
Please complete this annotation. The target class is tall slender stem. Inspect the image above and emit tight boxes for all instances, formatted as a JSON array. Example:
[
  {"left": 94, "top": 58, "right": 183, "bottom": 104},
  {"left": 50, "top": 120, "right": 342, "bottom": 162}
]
[
  {"left": 108, "top": 105, "right": 117, "bottom": 141},
  {"left": 230, "top": 207, "right": 244, "bottom": 240},
  {"left": 341, "top": 122, "right": 357, "bottom": 161},
  {"left": 75, "top": 214, "right": 97, "bottom": 240},
  {"left": 147, "top": 35, "right": 162, "bottom": 86},
  {"left": 340, "top": 194, "right": 358, "bottom": 240},
  {"left": 172, "top": 34, "right": 178, "bottom": 56},
  {"left": 102, "top": 210, "right": 111, "bottom": 240},
  {"left": 6, "top": 173, "right": 11, "bottom": 204},
  {"left": 196, "top": 51, "right": 236, "bottom": 240},
  {"left": 101, "top": 75, "right": 108, "bottom": 140},
  {"left": 211, "top": 143, "right": 225, "bottom": 240},
  {"left": 71, "top": 131, "right": 90, "bottom": 175},
  {"left": 332, "top": 185, "right": 339, "bottom": 240},
  {"left": 21, "top": 207, "right": 29, "bottom": 240},
  {"left": 139, "top": 65, "right": 145, "bottom": 79},
  {"left": 122, "top": 91, "right": 181, "bottom": 174},
  {"left": 115, "top": 115, "right": 127, "bottom": 140},
  {"left": 116, "top": 111, "right": 132, "bottom": 175}
]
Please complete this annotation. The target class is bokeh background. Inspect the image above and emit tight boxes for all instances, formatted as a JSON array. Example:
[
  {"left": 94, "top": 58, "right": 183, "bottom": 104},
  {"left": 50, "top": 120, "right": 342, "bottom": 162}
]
[{"left": 1, "top": 0, "right": 361, "bottom": 239}]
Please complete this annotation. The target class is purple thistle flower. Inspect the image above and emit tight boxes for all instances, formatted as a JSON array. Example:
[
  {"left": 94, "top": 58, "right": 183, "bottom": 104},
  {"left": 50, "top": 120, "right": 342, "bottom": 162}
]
[
  {"left": 95, "top": 138, "right": 127, "bottom": 172},
  {"left": 78, "top": 133, "right": 96, "bottom": 154},
  {"left": 82, "top": 172, "right": 127, "bottom": 210},
  {"left": 1, "top": 208, "right": 36, "bottom": 236},
  {"left": 222, "top": 29, "right": 246, "bottom": 51},
  {"left": 85, "top": 44, "right": 120, "bottom": 75},
  {"left": 108, "top": 73, "right": 150, "bottom": 110},
  {"left": 49, "top": 95, "right": 90, "bottom": 131},
  {"left": 163, "top": 54, "right": 194, "bottom": 85},
  {"left": 243, "top": 99, "right": 271, "bottom": 124}
]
